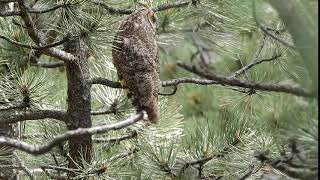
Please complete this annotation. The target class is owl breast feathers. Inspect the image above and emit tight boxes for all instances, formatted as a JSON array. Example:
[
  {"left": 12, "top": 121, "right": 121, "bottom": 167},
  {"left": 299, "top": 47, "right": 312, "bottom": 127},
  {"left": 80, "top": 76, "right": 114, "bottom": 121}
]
[{"left": 112, "top": 6, "right": 160, "bottom": 124}]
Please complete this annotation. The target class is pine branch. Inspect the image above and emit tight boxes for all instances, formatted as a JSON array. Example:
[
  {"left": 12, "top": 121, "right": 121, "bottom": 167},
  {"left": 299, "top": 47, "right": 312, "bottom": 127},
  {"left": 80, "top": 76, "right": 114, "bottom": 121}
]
[
  {"left": 177, "top": 62, "right": 316, "bottom": 98},
  {"left": 0, "top": 109, "right": 66, "bottom": 124},
  {"left": 16, "top": 0, "right": 77, "bottom": 62},
  {"left": 0, "top": 113, "right": 143, "bottom": 155},
  {"left": 0, "top": 35, "right": 69, "bottom": 50}
]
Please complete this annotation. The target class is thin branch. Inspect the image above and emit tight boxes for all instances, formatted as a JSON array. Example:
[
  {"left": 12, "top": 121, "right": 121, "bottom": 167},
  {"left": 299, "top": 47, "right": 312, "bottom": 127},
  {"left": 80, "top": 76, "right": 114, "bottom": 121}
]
[
  {"left": 152, "top": 1, "right": 192, "bottom": 12},
  {"left": 159, "top": 86, "right": 178, "bottom": 96},
  {"left": 13, "top": 152, "right": 34, "bottom": 180},
  {"left": 91, "top": 0, "right": 133, "bottom": 14},
  {"left": 91, "top": 77, "right": 122, "bottom": 88},
  {"left": 239, "top": 165, "right": 256, "bottom": 180},
  {"left": 0, "top": 10, "right": 21, "bottom": 17},
  {"left": 0, "top": 109, "right": 66, "bottom": 124},
  {"left": 0, "top": 102, "right": 28, "bottom": 111},
  {"left": 252, "top": 1, "right": 296, "bottom": 49},
  {"left": 231, "top": 54, "right": 282, "bottom": 78},
  {"left": 29, "top": 3, "right": 73, "bottom": 14},
  {"left": 92, "top": 0, "right": 193, "bottom": 15},
  {"left": 93, "top": 131, "right": 137, "bottom": 143},
  {"left": 0, "top": 113, "right": 143, "bottom": 155},
  {"left": 0, "top": 34, "right": 69, "bottom": 50},
  {"left": 40, "top": 165, "right": 79, "bottom": 173},
  {"left": 178, "top": 62, "right": 316, "bottom": 98},
  {"left": 162, "top": 77, "right": 217, "bottom": 87},
  {"left": 17, "top": 0, "right": 77, "bottom": 62},
  {"left": 33, "top": 61, "right": 65, "bottom": 68},
  {"left": 231, "top": 34, "right": 267, "bottom": 78}
]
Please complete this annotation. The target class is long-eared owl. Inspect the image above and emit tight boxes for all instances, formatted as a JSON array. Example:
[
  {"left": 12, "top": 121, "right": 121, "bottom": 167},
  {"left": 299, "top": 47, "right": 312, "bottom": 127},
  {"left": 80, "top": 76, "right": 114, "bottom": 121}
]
[{"left": 112, "top": 3, "right": 160, "bottom": 124}]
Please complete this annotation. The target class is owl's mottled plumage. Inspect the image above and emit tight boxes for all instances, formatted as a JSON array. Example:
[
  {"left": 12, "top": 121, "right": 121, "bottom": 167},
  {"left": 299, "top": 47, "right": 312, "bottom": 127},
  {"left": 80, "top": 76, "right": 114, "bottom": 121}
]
[{"left": 112, "top": 5, "right": 160, "bottom": 124}]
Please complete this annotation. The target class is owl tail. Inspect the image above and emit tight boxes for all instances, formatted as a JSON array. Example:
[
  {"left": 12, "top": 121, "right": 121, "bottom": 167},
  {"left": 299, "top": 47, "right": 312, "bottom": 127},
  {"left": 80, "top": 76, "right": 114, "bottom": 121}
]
[{"left": 143, "top": 104, "right": 159, "bottom": 124}]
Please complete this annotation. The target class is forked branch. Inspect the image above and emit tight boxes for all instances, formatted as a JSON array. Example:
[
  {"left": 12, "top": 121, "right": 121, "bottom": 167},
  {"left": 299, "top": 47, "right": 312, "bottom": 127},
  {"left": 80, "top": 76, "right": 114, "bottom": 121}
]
[{"left": 0, "top": 113, "right": 143, "bottom": 155}]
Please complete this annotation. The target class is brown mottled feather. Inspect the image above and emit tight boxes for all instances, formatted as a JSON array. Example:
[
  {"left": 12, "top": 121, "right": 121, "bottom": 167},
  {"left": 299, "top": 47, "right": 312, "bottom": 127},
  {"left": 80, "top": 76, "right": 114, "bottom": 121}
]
[{"left": 112, "top": 7, "right": 160, "bottom": 123}]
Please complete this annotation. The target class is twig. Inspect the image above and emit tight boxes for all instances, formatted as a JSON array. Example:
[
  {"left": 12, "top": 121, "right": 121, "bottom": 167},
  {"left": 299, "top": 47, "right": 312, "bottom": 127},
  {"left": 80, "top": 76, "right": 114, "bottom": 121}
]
[
  {"left": 91, "top": 0, "right": 133, "bottom": 14},
  {"left": 178, "top": 62, "right": 316, "bottom": 98},
  {"left": 13, "top": 152, "right": 34, "bottom": 180},
  {"left": 231, "top": 34, "right": 267, "bottom": 78},
  {"left": 92, "top": 0, "right": 194, "bottom": 15},
  {"left": 159, "top": 86, "right": 178, "bottom": 96},
  {"left": 152, "top": 1, "right": 192, "bottom": 12},
  {"left": 0, "top": 10, "right": 21, "bottom": 17},
  {"left": 0, "top": 109, "right": 66, "bottom": 124},
  {"left": 0, "top": 102, "right": 28, "bottom": 111},
  {"left": 252, "top": 1, "right": 296, "bottom": 49},
  {"left": 0, "top": 113, "right": 143, "bottom": 155},
  {"left": 231, "top": 54, "right": 281, "bottom": 78},
  {"left": 238, "top": 164, "right": 255, "bottom": 180},
  {"left": 29, "top": 3, "right": 73, "bottom": 14},
  {"left": 33, "top": 61, "right": 65, "bottom": 68},
  {"left": 91, "top": 77, "right": 122, "bottom": 88},
  {"left": 93, "top": 131, "right": 137, "bottom": 143},
  {"left": 0, "top": 35, "right": 69, "bottom": 50},
  {"left": 40, "top": 165, "right": 79, "bottom": 173},
  {"left": 16, "top": 0, "right": 77, "bottom": 62}
]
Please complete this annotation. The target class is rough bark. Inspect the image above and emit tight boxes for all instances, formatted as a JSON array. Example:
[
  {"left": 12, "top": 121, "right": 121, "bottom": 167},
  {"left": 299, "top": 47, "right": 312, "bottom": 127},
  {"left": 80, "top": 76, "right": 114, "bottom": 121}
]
[
  {"left": 0, "top": 3, "right": 18, "bottom": 180},
  {"left": 63, "top": 38, "right": 92, "bottom": 176}
]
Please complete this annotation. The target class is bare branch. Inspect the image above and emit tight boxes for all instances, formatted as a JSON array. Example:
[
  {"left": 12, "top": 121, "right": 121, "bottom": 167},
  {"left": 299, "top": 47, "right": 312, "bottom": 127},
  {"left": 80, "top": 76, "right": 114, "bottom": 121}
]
[
  {"left": 0, "top": 113, "right": 143, "bottom": 155},
  {"left": 152, "top": 1, "right": 192, "bottom": 12},
  {"left": 16, "top": 0, "right": 77, "bottom": 62},
  {"left": 0, "top": 10, "right": 21, "bottom": 17},
  {"left": 91, "top": 77, "right": 122, "bottom": 88},
  {"left": 33, "top": 61, "right": 65, "bottom": 68},
  {"left": 92, "top": 0, "right": 193, "bottom": 15},
  {"left": 231, "top": 54, "right": 281, "bottom": 78},
  {"left": 0, "top": 34, "right": 69, "bottom": 50},
  {"left": 0, "top": 109, "right": 66, "bottom": 124},
  {"left": 29, "top": 3, "right": 73, "bottom": 14},
  {"left": 0, "top": 102, "right": 28, "bottom": 111},
  {"left": 91, "top": 0, "right": 133, "bottom": 14},
  {"left": 93, "top": 131, "right": 137, "bottom": 143},
  {"left": 159, "top": 86, "right": 178, "bottom": 96},
  {"left": 252, "top": 1, "right": 296, "bottom": 49},
  {"left": 13, "top": 152, "right": 34, "bottom": 180},
  {"left": 40, "top": 165, "right": 79, "bottom": 173},
  {"left": 178, "top": 62, "right": 316, "bottom": 98},
  {"left": 162, "top": 78, "right": 217, "bottom": 87}
]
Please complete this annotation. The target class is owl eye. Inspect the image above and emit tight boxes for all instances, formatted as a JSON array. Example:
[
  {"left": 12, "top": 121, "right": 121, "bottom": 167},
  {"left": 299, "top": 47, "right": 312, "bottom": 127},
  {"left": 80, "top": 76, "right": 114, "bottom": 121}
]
[
  {"left": 148, "top": 12, "right": 157, "bottom": 23},
  {"left": 151, "top": 15, "right": 157, "bottom": 23}
]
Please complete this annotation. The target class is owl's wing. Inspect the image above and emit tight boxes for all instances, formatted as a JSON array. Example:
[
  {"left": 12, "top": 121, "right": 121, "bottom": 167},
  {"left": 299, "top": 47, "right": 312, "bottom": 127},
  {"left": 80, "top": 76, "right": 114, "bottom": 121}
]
[{"left": 122, "top": 36, "right": 159, "bottom": 73}]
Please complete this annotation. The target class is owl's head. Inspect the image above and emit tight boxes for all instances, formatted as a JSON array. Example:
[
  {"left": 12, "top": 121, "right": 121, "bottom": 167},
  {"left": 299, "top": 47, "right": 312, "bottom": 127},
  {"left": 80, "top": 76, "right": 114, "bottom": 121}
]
[{"left": 136, "top": 2, "right": 158, "bottom": 32}]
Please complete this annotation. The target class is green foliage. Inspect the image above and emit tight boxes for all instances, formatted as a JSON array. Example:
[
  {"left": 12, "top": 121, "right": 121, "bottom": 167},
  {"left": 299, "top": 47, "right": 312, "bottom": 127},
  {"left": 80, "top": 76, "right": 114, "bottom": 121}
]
[{"left": 0, "top": 0, "right": 317, "bottom": 179}]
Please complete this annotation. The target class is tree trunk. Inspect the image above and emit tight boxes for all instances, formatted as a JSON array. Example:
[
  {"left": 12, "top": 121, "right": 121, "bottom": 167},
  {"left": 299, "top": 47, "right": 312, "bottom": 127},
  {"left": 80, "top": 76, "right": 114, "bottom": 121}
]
[{"left": 64, "top": 38, "right": 92, "bottom": 177}]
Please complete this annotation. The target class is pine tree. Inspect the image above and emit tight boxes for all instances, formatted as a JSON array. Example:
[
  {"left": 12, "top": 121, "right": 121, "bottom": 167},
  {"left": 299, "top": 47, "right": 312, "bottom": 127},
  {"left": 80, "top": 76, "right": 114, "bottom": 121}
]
[{"left": 0, "top": 0, "right": 317, "bottom": 179}]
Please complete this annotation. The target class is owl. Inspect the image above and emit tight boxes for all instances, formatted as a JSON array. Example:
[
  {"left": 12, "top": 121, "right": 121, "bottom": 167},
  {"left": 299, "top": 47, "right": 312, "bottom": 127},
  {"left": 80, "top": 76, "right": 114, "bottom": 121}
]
[{"left": 112, "top": 3, "right": 160, "bottom": 124}]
